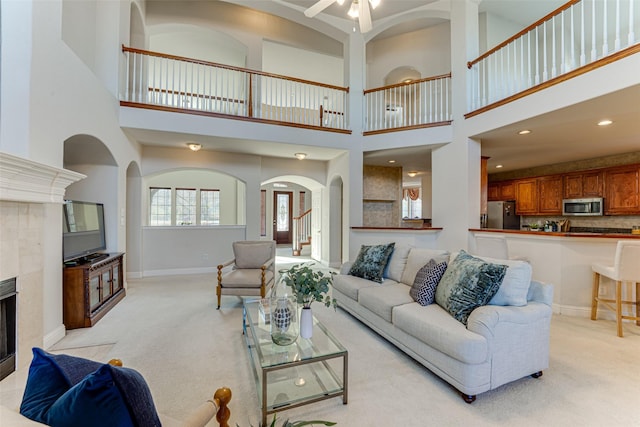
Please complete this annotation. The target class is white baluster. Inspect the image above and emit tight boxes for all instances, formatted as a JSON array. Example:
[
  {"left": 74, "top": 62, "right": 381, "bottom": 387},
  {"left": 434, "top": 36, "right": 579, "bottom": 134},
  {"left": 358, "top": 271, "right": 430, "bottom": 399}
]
[
  {"left": 580, "top": 1, "right": 586, "bottom": 66},
  {"left": 535, "top": 27, "right": 540, "bottom": 85},
  {"left": 591, "top": 0, "right": 597, "bottom": 61},
  {"left": 602, "top": 0, "right": 609, "bottom": 56},
  {"left": 629, "top": 0, "right": 635, "bottom": 46},
  {"left": 543, "top": 21, "right": 548, "bottom": 82},
  {"left": 614, "top": 0, "right": 620, "bottom": 51},
  {"left": 570, "top": 6, "right": 576, "bottom": 71},
  {"left": 551, "top": 16, "right": 557, "bottom": 78}
]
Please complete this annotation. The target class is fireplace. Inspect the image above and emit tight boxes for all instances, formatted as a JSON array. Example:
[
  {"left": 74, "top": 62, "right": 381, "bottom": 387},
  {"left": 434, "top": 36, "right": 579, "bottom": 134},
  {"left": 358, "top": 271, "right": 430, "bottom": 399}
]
[{"left": 0, "top": 277, "right": 16, "bottom": 381}]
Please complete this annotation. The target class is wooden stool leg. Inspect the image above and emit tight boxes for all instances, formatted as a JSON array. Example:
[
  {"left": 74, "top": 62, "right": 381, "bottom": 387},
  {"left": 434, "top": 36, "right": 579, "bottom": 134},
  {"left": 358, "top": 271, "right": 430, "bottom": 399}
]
[
  {"left": 616, "top": 281, "right": 623, "bottom": 337},
  {"left": 591, "top": 272, "right": 600, "bottom": 320}
]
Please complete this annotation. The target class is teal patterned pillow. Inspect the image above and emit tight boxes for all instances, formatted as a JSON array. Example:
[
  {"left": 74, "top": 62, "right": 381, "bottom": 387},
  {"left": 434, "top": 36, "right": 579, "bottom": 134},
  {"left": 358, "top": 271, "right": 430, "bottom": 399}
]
[
  {"left": 348, "top": 243, "right": 395, "bottom": 283},
  {"left": 435, "top": 250, "right": 507, "bottom": 325}
]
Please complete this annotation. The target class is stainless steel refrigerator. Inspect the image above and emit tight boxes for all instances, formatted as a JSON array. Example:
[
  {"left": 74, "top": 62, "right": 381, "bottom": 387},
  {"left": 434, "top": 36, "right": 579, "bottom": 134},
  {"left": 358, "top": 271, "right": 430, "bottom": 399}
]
[{"left": 487, "top": 201, "right": 520, "bottom": 229}]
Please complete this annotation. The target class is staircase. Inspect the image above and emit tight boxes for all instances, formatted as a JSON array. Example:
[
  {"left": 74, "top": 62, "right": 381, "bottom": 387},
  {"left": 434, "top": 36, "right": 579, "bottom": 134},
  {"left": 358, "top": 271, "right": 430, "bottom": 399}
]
[{"left": 292, "top": 209, "right": 312, "bottom": 256}]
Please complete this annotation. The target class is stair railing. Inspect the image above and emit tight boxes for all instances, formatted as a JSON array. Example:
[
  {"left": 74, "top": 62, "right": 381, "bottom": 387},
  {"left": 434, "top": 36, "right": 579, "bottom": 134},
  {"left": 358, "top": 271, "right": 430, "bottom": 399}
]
[
  {"left": 121, "top": 46, "right": 350, "bottom": 132},
  {"left": 467, "top": 0, "right": 639, "bottom": 115},
  {"left": 292, "top": 209, "right": 312, "bottom": 256}
]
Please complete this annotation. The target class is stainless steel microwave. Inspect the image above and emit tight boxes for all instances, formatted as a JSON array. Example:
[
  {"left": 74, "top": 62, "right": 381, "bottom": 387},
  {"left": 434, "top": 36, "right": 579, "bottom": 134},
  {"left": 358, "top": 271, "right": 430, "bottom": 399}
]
[{"left": 562, "top": 197, "right": 604, "bottom": 216}]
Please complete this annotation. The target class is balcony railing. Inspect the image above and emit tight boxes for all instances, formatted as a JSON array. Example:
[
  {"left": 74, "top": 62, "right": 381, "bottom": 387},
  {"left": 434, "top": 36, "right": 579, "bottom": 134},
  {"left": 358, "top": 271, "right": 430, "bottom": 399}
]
[
  {"left": 363, "top": 74, "right": 452, "bottom": 134},
  {"left": 121, "top": 46, "right": 350, "bottom": 132},
  {"left": 467, "top": 0, "right": 640, "bottom": 114}
]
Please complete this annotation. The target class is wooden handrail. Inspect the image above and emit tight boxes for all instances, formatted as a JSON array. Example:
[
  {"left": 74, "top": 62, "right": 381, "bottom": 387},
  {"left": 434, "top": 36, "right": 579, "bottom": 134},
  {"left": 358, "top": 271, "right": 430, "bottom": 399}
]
[
  {"left": 364, "top": 73, "right": 452, "bottom": 95},
  {"left": 294, "top": 208, "right": 312, "bottom": 221},
  {"left": 467, "top": 0, "right": 580, "bottom": 68},
  {"left": 122, "top": 45, "right": 349, "bottom": 92},
  {"left": 148, "top": 87, "right": 246, "bottom": 105}
]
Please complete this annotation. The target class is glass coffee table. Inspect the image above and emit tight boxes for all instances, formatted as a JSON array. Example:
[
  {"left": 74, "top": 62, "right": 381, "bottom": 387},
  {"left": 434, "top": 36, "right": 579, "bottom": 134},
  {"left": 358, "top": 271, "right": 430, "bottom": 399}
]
[{"left": 242, "top": 299, "right": 348, "bottom": 425}]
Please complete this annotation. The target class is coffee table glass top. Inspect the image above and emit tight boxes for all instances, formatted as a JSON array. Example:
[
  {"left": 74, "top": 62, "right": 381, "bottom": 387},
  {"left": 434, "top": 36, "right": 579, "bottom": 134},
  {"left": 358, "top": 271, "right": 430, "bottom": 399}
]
[
  {"left": 242, "top": 299, "right": 348, "bottom": 424},
  {"left": 243, "top": 299, "right": 347, "bottom": 368}
]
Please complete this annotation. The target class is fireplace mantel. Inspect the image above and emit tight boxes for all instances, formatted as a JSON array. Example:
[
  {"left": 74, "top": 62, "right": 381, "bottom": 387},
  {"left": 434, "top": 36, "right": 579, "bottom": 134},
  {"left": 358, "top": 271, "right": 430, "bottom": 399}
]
[{"left": 0, "top": 152, "right": 85, "bottom": 203}]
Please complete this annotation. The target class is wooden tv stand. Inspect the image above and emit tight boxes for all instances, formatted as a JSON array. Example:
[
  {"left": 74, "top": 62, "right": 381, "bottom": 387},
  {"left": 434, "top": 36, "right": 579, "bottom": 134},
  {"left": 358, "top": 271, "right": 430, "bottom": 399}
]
[{"left": 63, "top": 253, "right": 125, "bottom": 329}]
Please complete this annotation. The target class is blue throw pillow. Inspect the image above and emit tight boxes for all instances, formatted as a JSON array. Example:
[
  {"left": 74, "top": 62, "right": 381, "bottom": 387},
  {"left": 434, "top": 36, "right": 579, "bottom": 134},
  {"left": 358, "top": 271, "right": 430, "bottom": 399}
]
[
  {"left": 20, "top": 347, "right": 103, "bottom": 423},
  {"left": 348, "top": 243, "right": 395, "bottom": 283},
  {"left": 409, "top": 259, "right": 448, "bottom": 306},
  {"left": 435, "top": 250, "right": 507, "bottom": 325},
  {"left": 46, "top": 364, "right": 135, "bottom": 427}
]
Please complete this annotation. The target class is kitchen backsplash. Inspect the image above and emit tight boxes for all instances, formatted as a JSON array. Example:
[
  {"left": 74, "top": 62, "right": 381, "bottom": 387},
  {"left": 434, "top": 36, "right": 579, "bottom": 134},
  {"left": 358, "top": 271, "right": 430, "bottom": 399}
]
[{"left": 521, "top": 215, "right": 640, "bottom": 231}]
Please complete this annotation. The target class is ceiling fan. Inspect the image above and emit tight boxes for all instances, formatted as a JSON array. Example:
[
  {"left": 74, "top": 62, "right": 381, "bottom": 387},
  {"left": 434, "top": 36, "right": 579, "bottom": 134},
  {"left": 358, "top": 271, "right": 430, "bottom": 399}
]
[{"left": 303, "top": 0, "right": 381, "bottom": 33}]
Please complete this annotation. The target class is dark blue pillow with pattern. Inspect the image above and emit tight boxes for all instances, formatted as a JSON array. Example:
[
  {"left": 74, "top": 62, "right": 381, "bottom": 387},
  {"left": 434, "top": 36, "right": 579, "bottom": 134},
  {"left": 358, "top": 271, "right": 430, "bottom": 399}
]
[
  {"left": 435, "top": 250, "right": 507, "bottom": 325},
  {"left": 410, "top": 259, "right": 448, "bottom": 306},
  {"left": 348, "top": 243, "right": 395, "bottom": 283}
]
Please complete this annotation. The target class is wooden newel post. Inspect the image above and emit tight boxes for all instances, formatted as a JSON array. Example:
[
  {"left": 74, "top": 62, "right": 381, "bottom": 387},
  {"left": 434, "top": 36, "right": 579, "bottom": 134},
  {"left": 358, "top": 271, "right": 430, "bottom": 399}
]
[{"left": 214, "top": 387, "right": 232, "bottom": 427}]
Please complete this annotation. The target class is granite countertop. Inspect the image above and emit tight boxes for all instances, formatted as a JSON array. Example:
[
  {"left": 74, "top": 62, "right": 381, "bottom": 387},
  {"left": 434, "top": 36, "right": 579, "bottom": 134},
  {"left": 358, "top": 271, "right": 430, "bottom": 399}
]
[{"left": 469, "top": 228, "right": 640, "bottom": 239}]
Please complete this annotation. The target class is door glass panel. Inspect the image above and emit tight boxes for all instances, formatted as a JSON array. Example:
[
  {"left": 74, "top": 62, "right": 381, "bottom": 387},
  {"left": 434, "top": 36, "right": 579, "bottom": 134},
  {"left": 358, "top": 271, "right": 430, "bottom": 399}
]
[
  {"left": 89, "top": 276, "right": 100, "bottom": 310},
  {"left": 112, "top": 265, "right": 120, "bottom": 291},
  {"left": 101, "top": 270, "right": 111, "bottom": 299},
  {"left": 277, "top": 194, "right": 289, "bottom": 232}
]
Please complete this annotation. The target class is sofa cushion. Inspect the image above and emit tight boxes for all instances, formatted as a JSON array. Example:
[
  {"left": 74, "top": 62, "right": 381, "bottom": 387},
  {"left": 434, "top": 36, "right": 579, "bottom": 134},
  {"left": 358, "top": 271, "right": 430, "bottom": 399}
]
[
  {"left": 393, "top": 303, "right": 488, "bottom": 364},
  {"left": 358, "top": 282, "right": 413, "bottom": 322},
  {"left": 348, "top": 243, "right": 395, "bottom": 283},
  {"left": 383, "top": 245, "right": 412, "bottom": 282},
  {"left": 473, "top": 255, "right": 533, "bottom": 307},
  {"left": 20, "top": 348, "right": 103, "bottom": 423},
  {"left": 409, "top": 259, "right": 448, "bottom": 306},
  {"left": 332, "top": 273, "right": 379, "bottom": 301},
  {"left": 435, "top": 251, "right": 507, "bottom": 325},
  {"left": 400, "top": 248, "right": 450, "bottom": 286}
]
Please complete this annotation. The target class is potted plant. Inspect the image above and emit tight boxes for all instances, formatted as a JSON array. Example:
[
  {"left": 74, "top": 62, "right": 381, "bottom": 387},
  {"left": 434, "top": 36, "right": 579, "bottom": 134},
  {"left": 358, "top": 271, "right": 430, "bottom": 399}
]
[{"left": 280, "top": 263, "right": 336, "bottom": 339}]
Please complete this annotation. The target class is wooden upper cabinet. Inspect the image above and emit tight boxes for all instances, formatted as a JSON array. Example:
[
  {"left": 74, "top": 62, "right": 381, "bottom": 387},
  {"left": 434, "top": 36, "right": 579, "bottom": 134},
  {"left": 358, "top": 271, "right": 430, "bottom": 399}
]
[
  {"left": 605, "top": 165, "right": 640, "bottom": 214},
  {"left": 488, "top": 181, "right": 515, "bottom": 201},
  {"left": 538, "top": 175, "right": 563, "bottom": 214},
  {"left": 515, "top": 179, "right": 538, "bottom": 215},
  {"left": 563, "top": 171, "right": 604, "bottom": 199},
  {"left": 582, "top": 171, "right": 604, "bottom": 197}
]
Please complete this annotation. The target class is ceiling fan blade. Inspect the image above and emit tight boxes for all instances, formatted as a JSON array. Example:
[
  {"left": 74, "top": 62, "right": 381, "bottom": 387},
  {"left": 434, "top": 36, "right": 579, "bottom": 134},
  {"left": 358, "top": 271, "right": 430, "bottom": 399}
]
[
  {"left": 359, "top": 0, "right": 372, "bottom": 33},
  {"left": 304, "top": 0, "right": 337, "bottom": 18}
]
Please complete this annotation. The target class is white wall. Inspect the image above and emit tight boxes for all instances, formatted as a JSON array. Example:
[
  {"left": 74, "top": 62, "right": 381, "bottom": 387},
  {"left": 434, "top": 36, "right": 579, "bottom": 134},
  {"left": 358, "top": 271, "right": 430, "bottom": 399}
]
[
  {"left": 366, "top": 22, "right": 451, "bottom": 87},
  {"left": 263, "top": 41, "right": 344, "bottom": 86}
]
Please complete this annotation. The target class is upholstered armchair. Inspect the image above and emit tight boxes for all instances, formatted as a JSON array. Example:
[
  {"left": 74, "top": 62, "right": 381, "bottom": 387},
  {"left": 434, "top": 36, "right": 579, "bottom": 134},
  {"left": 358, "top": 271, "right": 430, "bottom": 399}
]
[{"left": 216, "top": 240, "right": 276, "bottom": 309}]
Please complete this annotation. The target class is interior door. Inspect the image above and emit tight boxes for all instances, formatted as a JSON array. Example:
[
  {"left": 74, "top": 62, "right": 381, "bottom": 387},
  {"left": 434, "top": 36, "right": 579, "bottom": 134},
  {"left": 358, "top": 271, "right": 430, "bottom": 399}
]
[{"left": 273, "top": 191, "right": 292, "bottom": 244}]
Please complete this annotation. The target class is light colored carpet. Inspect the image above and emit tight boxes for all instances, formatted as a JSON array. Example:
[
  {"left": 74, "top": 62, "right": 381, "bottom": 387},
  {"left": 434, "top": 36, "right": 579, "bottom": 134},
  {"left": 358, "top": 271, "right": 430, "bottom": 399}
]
[{"left": 3, "top": 253, "right": 639, "bottom": 426}]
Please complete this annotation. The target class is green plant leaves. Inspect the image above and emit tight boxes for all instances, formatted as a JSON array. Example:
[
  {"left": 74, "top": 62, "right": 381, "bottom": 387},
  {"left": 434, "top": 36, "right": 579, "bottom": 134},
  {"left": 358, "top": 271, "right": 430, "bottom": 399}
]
[{"left": 281, "top": 263, "right": 337, "bottom": 309}]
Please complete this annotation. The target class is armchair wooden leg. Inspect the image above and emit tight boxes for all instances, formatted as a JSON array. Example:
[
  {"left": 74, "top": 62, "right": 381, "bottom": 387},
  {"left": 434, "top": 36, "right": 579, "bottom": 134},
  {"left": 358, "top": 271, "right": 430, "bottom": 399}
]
[
  {"left": 216, "top": 285, "right": 222, "bottom": 310},
  {"left": 591, "top": 272, "right": 600, "bottom": 320}
]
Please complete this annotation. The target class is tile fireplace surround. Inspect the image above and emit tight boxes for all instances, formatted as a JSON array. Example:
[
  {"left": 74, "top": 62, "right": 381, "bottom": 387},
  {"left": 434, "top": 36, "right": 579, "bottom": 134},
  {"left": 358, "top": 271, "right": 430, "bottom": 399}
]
[{"left": 0, "top": 152, "right": 84, "bottom": 370}]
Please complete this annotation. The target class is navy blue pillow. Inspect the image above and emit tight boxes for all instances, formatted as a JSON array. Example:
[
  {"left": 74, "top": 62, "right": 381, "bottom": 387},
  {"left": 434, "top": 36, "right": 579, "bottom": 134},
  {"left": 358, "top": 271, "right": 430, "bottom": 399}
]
[
  {"left": 46, "top": 364, "right": 135, "bottom": 427},
  {"left": 20, "top": 347, "right": 103, "bottom": 422}
]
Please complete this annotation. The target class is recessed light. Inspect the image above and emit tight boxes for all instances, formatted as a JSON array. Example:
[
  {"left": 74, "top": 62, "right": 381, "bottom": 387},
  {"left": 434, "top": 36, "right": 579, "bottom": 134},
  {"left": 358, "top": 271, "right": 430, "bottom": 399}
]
[
  {"left": 597, "top": 119, "right": 613, "bottom": 126},
  {"left": 388, "top": 160, "right": 396, "bottom": 163},
  {"left": 518, "top": 130, "right": 531, "bottom": 135},
  {"left": 496, "top": 164, "right": 503, "bottom": 169},
  {"left": 403, "top": 79, "right": 413, "bottom": 84},
  {"left": 407, "top": 171, "right": 418, "bottom": 177},
  {"left": 187, "top": 143, "right": 202, "bottom": 151},
  {"left": 294, "top": 153, "right": 307, "bottom": 160}
]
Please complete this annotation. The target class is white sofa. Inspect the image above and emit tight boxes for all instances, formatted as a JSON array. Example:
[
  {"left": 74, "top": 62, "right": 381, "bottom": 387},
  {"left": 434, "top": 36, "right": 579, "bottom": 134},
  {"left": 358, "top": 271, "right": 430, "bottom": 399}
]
[{"left": 333, "top": 246, "right": 553, "bottom": 402}]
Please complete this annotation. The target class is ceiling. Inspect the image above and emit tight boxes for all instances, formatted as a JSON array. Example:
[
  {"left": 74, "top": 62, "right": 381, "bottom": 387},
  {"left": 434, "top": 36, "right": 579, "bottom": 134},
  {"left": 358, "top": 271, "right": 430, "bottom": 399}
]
[{"left": 131, "top": 0, "right": 639, "bottom": 181}]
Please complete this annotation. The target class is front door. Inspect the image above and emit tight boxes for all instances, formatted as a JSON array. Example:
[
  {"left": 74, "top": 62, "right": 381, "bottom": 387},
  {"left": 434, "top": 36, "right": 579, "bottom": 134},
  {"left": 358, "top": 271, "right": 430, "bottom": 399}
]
[{"left": 273, "top": 191, "right": 292, "bottom": 244}]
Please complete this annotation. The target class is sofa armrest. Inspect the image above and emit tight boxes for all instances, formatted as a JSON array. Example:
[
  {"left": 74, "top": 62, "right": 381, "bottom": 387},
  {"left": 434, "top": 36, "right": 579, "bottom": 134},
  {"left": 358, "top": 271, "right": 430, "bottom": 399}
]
[
  {"left": 340, "top": 262, "right": 352, "bottom": 275},
  {"left": 527, "top": 280, "right": 554, "bottom": 307},
  {"left": 467, "top": 302, "right": 552, "bottom": 338}
]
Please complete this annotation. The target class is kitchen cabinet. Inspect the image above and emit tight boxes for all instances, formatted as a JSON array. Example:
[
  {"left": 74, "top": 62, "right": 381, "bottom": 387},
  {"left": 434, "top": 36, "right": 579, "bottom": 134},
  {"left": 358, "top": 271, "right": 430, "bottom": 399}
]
[
  {"left": 488, "top": 181, "right": 515, "bottom": 201},
  {"left": 538, "top": 175, "right": 563, "bottom": 214},
  {"left": 515, "top": 179, "right": 538, "bottom": 215},
  {"left": 563, "top": 171, "right": 603, "bottom": 198},
  {"left": 604, "top": 165, "right": 640, "bottom": 214}
]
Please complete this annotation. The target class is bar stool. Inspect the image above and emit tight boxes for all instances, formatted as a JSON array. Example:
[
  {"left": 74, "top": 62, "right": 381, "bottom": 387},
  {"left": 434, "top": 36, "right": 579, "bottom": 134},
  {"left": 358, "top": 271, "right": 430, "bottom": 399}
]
[{"left": 591, "top": 240, "right": 640, "bottom": 337}]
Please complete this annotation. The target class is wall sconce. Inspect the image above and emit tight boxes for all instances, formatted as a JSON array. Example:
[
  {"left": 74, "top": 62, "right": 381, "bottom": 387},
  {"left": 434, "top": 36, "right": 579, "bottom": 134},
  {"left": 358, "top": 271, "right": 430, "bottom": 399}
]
[
  {"left": 187, "top": 143, "right": 202, "bottom": 152},
  {"left": 407, "top": 171, "right": 418, "bottom": 178},
  {"left": 294, "top": 153, "right": 307, "bottom": 160}
]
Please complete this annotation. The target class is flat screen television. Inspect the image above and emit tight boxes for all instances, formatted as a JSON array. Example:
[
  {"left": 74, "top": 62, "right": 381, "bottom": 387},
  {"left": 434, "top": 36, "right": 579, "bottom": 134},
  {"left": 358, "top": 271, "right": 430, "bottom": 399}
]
[{"left": 62, "top": 200, "right": 107, "bottom": 263}]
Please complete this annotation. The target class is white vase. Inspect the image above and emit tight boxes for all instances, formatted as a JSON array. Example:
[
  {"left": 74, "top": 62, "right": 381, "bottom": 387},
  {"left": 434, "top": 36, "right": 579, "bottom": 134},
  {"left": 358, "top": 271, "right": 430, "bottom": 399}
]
[{"left": 300, "top": 307, "right": 313, "bottom": 339}]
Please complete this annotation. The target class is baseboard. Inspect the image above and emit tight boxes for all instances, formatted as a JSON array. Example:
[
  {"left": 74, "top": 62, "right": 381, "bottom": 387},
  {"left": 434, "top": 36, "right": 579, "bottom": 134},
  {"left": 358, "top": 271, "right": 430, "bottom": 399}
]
[
  {"left": 553, "top": 303, "right": 617, "bottom": 321},
  {"left": 142, "top": 266, "right": 216, "bottom": 277},
  {"left": 43, "top": 324, "right": 66, "bottom": 350}
]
